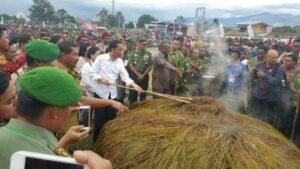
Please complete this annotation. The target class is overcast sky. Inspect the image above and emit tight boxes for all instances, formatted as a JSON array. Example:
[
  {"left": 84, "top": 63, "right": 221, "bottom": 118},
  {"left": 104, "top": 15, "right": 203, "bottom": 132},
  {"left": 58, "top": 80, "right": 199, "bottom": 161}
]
[{"left": 1, "top": 0, "right": 300, "bottom": 21}]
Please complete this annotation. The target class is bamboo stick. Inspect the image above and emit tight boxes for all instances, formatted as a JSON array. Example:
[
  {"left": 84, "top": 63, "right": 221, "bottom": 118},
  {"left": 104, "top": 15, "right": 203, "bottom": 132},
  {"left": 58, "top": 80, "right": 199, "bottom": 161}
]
[
  {"left": 291, "top": 98, "right": 300, "bottom": 140},
  {"left": 104, "top": 82, "right": 191, "bottom": 104}
]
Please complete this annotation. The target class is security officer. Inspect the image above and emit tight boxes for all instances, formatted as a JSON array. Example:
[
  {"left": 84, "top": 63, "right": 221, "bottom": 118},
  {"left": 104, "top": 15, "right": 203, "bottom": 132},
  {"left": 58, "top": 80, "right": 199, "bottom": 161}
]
[
  {"left": 0, "top": 67, "right": 83, "bottom": 169},
  {"left": 128, "top": 38, "right": 152, "bottom": 105},
  {"left": 117, "top": 37, "right": 136, "bottom": 103}
]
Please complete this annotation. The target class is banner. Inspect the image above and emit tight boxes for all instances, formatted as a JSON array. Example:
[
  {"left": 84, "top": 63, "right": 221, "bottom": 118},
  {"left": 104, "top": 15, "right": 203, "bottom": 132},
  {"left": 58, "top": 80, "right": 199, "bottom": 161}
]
[
  {"left": 247, "top": 24, "right": 254, "bottom": 39},
  {"left": 266, "top": 27, "right": 273, "bottom": 35}
]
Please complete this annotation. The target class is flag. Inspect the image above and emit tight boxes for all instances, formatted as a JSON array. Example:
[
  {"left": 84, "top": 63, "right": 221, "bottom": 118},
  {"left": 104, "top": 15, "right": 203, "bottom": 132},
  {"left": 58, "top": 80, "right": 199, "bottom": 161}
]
[
  {"left": 0, "top": 17, "right": 3, "bottom": 25},
  {"left": 82, "top": 23, "right": 97, "bottom": 31},
  {"left": 247, "top": 24, "right": 254, "bottom": 39},
  {"left": 219, "top": 24, "right": 224, "bottom": 37},
  {"left": 133, "top": 22, "right": 137, "bottom": 29},
  {"left": 42, "top": 21, "right": 46, "bottom": 27},
  {"left": 266, "top": 27, "right": 273, "bottom": 35}
]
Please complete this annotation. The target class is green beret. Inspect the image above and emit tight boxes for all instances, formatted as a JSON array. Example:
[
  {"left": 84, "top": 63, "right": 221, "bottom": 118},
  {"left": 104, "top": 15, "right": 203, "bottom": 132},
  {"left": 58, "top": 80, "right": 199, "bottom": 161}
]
[
  {"left": 139, "top": 38, "right": 148, "bottom": 45},
  {"left": 25, "top": 39, "right": 60, "bottom": 61},
  {"left": 19, "top": 67, "right": 82, "bottom": 107}
]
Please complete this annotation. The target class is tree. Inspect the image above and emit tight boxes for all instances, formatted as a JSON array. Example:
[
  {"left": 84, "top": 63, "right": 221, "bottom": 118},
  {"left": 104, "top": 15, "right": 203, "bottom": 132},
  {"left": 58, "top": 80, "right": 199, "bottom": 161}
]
[
  {"left": 97, "top": 8, "right": 108, "bottom": 25},
  {"left": 137, "top": 14, "right": 156, "bottom": 28},
  {"left": 15, "top": 16, "right": 27, "bottom": 25},
  {"left": 0, "top": 14, "right": 13, "bottom": 21},
  {"left": 116, "top": 11, "right": 125, "bottom": 28},
  {"left": 54, "top": 9, "right": 76, "bottom": 24},
  {"left": 175, "top": 15, "right": 185, "bottom": 25},
  {"left": 213, "top": 18, "right": 219, "bottom": 26},
  {"left": 106, "top": 14, "right": 118, "bottom": 28},
  {"left": 29, "top": 0, "right": 55, "bottom": 23},
  {"left": 125, "top": 22, "right": 135, "bottom": 29},
  {"left": 55, "top": 9, "right": 67, "bottom": 23}
]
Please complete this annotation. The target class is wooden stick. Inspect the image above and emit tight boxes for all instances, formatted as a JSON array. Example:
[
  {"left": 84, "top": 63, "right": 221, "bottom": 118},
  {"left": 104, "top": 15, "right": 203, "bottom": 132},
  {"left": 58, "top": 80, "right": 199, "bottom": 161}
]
[
  {"left": 107, "top": 82, "right": 191, "bottom": 104},
  {"left": 150, "top": 91, "right": 193, "bottom": 100},
  {"left": 291, "top": 99, "right": 300, "bottom": 140},
  {"left": 143, "top": 90, "right": 191, "bottom": 103}
]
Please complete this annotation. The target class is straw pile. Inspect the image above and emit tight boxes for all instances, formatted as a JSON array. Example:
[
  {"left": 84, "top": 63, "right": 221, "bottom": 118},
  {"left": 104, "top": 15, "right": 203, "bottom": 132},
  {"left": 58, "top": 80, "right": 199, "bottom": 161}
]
[{"left": 93, "top": 96, "right": 300, "bottom": 169}]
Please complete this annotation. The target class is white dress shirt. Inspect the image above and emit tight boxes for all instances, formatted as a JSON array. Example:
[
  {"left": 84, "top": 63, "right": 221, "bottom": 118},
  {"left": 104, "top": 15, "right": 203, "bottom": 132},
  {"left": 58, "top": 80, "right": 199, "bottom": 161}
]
[
  {"left": 81, "top": 60, "right": 94, "bottom": 97},
  {"left": 91, "top": 53, "right": 133, "bottom": 99}
]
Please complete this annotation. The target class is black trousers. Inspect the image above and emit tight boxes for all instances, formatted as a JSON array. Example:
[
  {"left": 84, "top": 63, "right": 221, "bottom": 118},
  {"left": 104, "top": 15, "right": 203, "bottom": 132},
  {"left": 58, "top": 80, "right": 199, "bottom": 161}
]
[
  {"left": 250, "top": 97, "right": 278, "bottom": 125},
  {"left": 93, "top": 93, "right": 118, "bottom": 143},
  {"left": 129, "top": 75, "right": 149, "bottom": 105}
]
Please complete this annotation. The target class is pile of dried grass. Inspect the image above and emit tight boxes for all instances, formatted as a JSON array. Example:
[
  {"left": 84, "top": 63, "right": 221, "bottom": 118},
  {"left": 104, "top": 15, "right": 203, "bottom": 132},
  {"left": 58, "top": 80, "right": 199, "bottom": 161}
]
[{"left": 93, "top": 96, "right": 300, "bottom": 169}]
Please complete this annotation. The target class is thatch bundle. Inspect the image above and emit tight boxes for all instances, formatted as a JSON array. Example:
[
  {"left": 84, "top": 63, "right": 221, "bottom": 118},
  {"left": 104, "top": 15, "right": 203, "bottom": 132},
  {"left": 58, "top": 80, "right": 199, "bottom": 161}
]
[{"left": 93, "top": 96, "right": 300, "bottom": 169}]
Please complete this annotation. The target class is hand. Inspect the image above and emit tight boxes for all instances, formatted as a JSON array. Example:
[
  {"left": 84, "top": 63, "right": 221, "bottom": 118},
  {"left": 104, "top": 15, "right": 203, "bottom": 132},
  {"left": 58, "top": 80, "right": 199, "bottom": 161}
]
[
  {"left": 110, "top": 100, "right": 128, "bottom": 114},
  {"left": 131, "top": 83, "right": 144, "bottom": 93},
  {"left": 256, "top": 70, "right": 266, "bottom": 78},
  {"left": 98, "top": 78, "right": 110, "bottom": 85},
  {"left": 73, "top": 150, "right": 112, "bottom": 169},
  {"left": 58, "top": 125, "right": 90, "bottom": 149},
  {"left": 175, "top": 69, "right": 183, "bottom": 77},
  {"left": 137, "top": 74, "right": 144, "bottom": 82}
]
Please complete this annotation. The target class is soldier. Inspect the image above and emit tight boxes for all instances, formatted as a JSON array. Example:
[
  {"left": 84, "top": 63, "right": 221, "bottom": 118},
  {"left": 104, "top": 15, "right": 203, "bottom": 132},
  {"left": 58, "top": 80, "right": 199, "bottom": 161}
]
[
  {"left": 169, "top": 37, "right": 185, "bottom": 95},
  {"left": 0, "top": 67, "right": 86, "bottom": 168},
  {"left": 128, "top": 39, "right": 152, "bottom": 105},
  {"left": 117, "top": 37, "right": 136, "bottom": 103},
  {"left": 123, "top": 37, "right": 136, "bottom": 68}
]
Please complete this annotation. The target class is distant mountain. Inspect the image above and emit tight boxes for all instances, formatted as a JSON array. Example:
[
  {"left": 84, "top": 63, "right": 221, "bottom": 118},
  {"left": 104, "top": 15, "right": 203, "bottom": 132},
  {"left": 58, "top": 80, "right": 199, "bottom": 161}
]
[{"left": 184, "top": 12, "right": 300, "bottom": 27}]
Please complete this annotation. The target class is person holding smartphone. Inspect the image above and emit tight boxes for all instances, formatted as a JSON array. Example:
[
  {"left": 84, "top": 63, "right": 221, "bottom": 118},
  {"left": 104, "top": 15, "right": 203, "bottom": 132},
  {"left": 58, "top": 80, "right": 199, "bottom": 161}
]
[{"left": 0, "top": 67, "right": 87, "bottom": 169}]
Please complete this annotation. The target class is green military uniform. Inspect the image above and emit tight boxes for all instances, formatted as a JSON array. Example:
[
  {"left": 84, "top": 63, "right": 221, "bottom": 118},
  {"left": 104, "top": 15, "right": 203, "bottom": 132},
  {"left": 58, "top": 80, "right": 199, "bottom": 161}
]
[
  {"left": 290, "top": 74, "right": 300, "bottom": 107},
  {"left": 128, "top": 39, "right": 152, "bottom": 105},
  {"left": 179, "top": 58, "right": 209, "bottom": 96},
  {"left": 169, "top": 50, "right": 185, "bottom": 95},
  {"left": 0, "top": 119, "right": 58, "bottom": 169},
  {"left": 283, "top": 73, "right": 300, "bottom": 142},
  {"left": 117, "top": 38, "right": 136, "bottom": 103},
  {"left": 170, "top": 50, "right": 185, "bottom": 68},
  {"left": 0, "top": 67, "right": 82, "bottom": 169}
]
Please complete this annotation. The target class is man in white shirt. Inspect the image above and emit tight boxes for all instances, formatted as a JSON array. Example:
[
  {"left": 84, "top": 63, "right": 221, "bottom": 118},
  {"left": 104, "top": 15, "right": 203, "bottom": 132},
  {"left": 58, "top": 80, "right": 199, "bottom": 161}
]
[{"left": 91, "top": 40, "right": 143, "bottom": 142}]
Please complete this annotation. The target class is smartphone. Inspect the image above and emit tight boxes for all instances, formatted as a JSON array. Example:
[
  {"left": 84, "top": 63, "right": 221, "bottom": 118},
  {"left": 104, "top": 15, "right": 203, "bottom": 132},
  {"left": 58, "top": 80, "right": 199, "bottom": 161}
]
[
  {"left": 10, "top": 151, "right": 89, "bottom": 169},
  {"left": 77, "top": 105, "right": 91, "bottom": 129}
]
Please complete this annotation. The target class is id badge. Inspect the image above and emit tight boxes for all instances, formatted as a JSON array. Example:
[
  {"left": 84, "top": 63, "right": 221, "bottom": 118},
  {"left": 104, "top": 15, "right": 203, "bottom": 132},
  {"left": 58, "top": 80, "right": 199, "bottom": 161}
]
[{"left": 229, "top": 76, "right": 235, "bottom": 83}]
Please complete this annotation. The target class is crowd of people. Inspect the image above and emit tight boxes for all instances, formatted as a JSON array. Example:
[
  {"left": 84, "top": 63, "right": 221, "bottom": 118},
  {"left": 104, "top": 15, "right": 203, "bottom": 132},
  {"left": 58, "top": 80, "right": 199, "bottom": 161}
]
[{"left": 0, "top": 22, "right": 300, "bottom": 168}]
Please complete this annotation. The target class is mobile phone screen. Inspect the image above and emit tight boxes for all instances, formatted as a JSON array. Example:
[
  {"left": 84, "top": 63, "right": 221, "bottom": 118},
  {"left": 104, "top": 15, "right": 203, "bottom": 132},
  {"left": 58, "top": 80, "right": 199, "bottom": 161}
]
[
  {"left": 25, "top": 157, "right": 84, "bottom": 169},
  {"left": 77, "top": 106, "right": 90, "bottom": 127}
]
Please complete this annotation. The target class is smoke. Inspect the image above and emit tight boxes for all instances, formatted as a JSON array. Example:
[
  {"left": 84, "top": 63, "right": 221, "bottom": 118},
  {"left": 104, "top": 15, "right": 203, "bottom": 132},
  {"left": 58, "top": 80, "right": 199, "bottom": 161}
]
[{"left": 198, "top": 26, "right": 248, "bottom": 113}]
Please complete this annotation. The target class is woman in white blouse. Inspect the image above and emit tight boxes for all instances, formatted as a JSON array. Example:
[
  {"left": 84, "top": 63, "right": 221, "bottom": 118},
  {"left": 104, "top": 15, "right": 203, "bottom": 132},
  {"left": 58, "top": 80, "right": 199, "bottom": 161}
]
[{"left": 81, "top": 47, "right": 101, "bottom": 96}]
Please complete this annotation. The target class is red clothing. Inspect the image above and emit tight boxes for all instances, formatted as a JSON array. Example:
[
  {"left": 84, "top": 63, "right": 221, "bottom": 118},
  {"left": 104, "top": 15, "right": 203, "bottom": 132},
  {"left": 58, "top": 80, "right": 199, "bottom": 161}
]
[{"left": 1, "top": 52, "right": 26, "bottom": 74}]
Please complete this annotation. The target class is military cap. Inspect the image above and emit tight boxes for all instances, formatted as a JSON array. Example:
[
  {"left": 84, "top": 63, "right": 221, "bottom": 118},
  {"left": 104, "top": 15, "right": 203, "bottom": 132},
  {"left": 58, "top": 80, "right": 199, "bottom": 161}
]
[
  {"left": 19, "top": 67, "right": 82, "bottom": 107},
  {"left": 25, "top": 39, "right": 60, "bottom": 61},
  {"left": 139, "top": 38, "right": 148, "bottom": 45}
]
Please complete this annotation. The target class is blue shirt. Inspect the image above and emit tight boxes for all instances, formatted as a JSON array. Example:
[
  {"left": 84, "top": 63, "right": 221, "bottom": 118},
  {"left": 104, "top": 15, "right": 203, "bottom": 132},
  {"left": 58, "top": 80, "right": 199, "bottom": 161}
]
[
  {"left": 252, "top": 61, "right": 284, "bottom": 101},
  {"left": 226, "top": 62, "right": 245, "bottom": 91}
]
